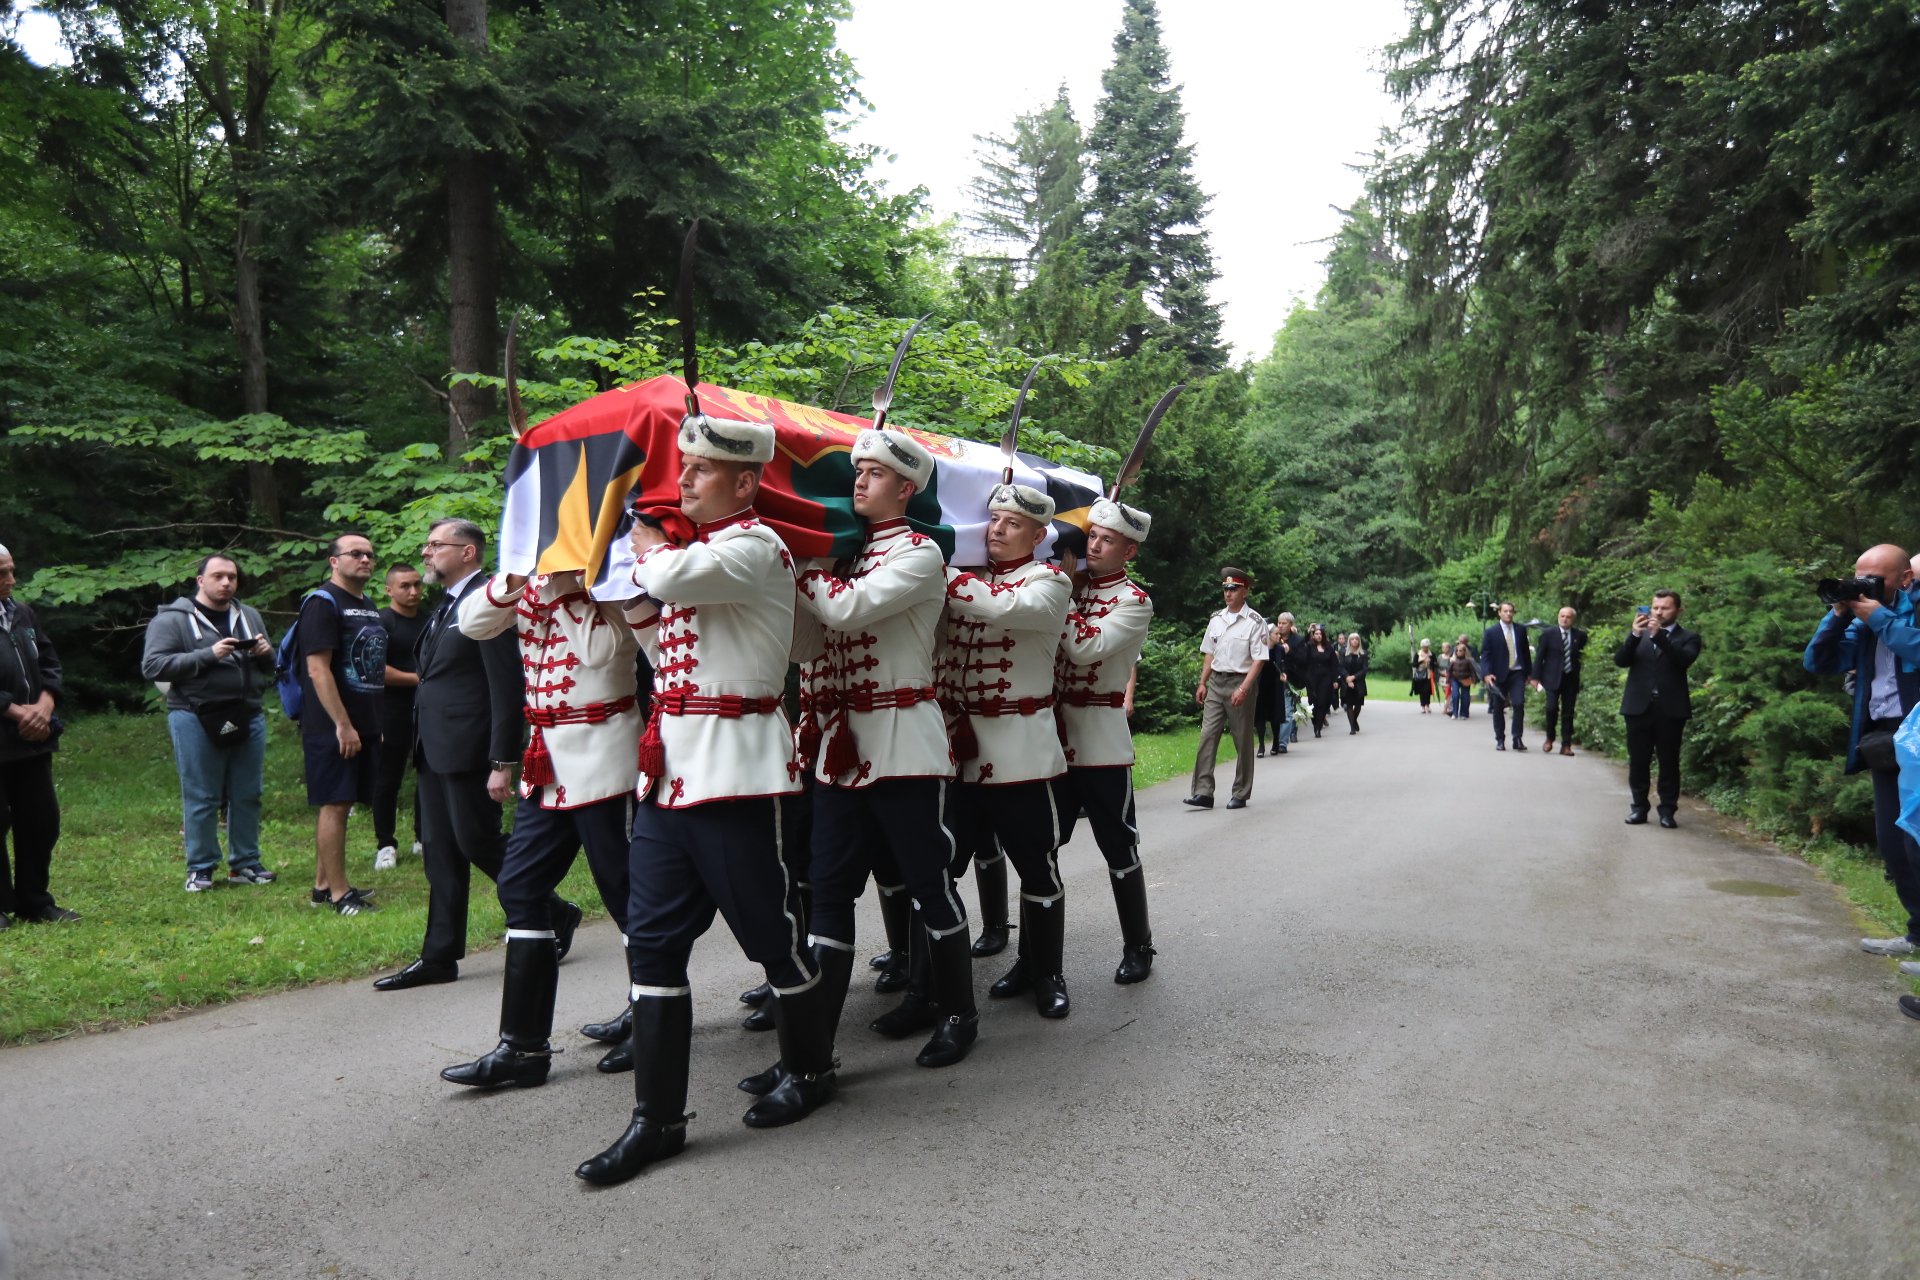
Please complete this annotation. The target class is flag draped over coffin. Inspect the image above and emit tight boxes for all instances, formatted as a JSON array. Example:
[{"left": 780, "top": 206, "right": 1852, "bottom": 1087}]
[{"left": 498, "top": 376, "right": 1108, "bottom": 599}]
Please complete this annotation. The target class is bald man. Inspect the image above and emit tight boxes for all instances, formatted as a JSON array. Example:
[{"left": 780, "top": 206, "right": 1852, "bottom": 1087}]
[{"left": 1805, "top": 543, "right": 1920, "bottom": 962}]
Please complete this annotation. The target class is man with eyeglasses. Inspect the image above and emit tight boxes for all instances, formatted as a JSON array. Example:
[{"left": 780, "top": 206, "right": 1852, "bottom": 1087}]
[
  {"left": 1185, "top": 568, "right": 1268, "bottom": 810},
  {"left": 296, "top": 533, "right": 388, "bottom": 915}
]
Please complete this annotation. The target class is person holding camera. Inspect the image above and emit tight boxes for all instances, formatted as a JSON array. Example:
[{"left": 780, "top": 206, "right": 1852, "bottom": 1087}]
[
  {"left": 1615, "top": 589, "right": 1702, "bottom": 827},
  {"left": 140, "top": 553, "right": 278, "bottom": 892},
  {"left": 1803, "top": 544, "right": 1920, "bottom": 959}
]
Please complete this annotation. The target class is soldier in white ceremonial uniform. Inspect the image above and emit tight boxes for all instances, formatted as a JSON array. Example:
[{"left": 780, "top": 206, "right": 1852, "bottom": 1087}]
[
  {"left": 758, "top": 426, "right": 975, "bottom": 1080},
  {"left": 439, "top": 562, "right": 646, "bottom": 1087},
  {"left": 1056, "top": 498, "right": 1157, "bottom": 984},
  {"left": 1185, "top": 568, "right": 1268, "bottom": 810},
  {"left": 938, "top": 482, "right": 1076, "bottom": 1019},
  {"left": 577, "top": 411, "right": 833, "bottom": 1187}
]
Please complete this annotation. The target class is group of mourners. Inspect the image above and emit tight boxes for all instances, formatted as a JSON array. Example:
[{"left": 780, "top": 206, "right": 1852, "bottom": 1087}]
[{"left": 411, "top": 414, "right": 1161, "bottom": 1186}]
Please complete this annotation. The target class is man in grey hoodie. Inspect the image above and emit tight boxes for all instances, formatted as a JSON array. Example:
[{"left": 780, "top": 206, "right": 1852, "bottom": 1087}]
[{"left": 140, "top": 554, "right": 279, "bottom": 891}]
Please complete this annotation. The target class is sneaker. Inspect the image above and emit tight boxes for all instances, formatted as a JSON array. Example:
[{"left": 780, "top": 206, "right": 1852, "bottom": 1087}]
[
  {"left": 228, "top": 866, "right": 277, "bottom": 885},
  {"left": 373, "top": 845, "right": 397, "bottom": 870},
  {"left": 185, "top": 871, "right": 215, "bottom": 893},
  {"left": 412, "top": 841, "right": 424, "bottom": 857},
  {"left": 1861, "top": 936, "right": 1918, "bottom": 956},
  {"left": 310, "top": 887, "right": 330, "bottom": 907},
  {"left": 1898, "top": 960, "right": 1920, "bottom": 976},
  {"left": 334, "top": 887, "right": 378, "bottom": 916},
  {"left": 29, "top": 905, "right": 82, "bottom": 922}
]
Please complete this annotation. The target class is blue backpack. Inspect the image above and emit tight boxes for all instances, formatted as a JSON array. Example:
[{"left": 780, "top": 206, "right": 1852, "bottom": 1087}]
[{"left": 274, "top": 589, "right": 339, "bottom": 721}]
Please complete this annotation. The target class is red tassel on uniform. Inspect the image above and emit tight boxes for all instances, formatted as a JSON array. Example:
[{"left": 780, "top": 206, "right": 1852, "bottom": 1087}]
[
  {"left": 635, "top": 706, "right": 667, "bottom": 778},
  {"left": 521, "top": 725, "right": 556, "bottom": 787},
  {"left": 951, "top": 714, "right": 979, "bottom": 763},
  {"left": 798, "top": 715, "right": 822, "bottom": 766},
  {"left": 822, "top": 715, "right": 860, "bottom": 779}
]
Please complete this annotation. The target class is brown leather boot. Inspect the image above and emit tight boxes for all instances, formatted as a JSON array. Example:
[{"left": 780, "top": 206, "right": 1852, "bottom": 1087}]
[{"left": 1560, "top": 744, "right": 1575, "bottom": 756}]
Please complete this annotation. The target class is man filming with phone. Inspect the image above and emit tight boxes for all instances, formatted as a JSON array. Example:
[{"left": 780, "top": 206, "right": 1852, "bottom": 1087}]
[
  {"left": 1614, "top": 589, "right": 1702, "bottom": 828},
  {"left": 1804, "top": 544, "right": 1920, "bottom": 973}
]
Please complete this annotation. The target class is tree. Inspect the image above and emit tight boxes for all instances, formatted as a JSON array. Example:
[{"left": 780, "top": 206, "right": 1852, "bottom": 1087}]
[
  {"left": 967, "top": 85, "right": 1085, "bottom": 274},
  {"left": 1082, "top": 0, "right": 1223, "bottom": 367}
]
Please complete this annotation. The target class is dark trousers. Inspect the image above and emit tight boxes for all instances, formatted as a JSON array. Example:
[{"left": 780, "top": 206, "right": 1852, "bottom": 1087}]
[
  {"left": 1870, "top": 767, "right": 1920, "bottom": 942},
  {"left": 952, "top": 778, "right": 1067, "bottom": 903},
  {"left": 1488, "top": 674, "right": 1527, "bottom": 745},
  {"left": 1060, "top": 767, "right": 1138, "bottom": 872},
  {"left": 1623, "top": 712, "right": 1686, "bottom": 815},
  {"left": 497, "top": 792, "right": 631, "bottom": 936},
  {"left": 626, "top": 796, "right": 814, "bottom": 992},
  {"left": 371, "top": 710, "right": 416, "bottom": 850},
  {"left": 1542, "top": 677, "right": 1580, "bottom": 745},
  {"left": 810, "top": 777, "right": 962, "bottom": 945},
  {"left": 418, "top": 765, "right": 505, "bottom": 964},
  {"left": 0, "top": 753, "right": 59, "bottom": 917}
]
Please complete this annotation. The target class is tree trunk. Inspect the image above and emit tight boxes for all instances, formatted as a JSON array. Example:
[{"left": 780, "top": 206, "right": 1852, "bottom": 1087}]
[
  {"left": 444, "top": 0, "right": 495, "bottom": 448},
  {"left": 232, "top": 194, "right": 281, "bottom": 527}
]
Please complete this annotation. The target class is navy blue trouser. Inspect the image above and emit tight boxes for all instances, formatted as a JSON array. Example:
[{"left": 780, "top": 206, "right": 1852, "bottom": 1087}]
[
  {"left": 951, "top": 778, "right": 1068, "bottom": 904},
  {"left": 626, "top": 796, "right": 815, "bottom": 992},
  {"left": 810, "top": 777, "right": 963, "bottom": 945},
  {"left": 1060, "top": 767, "right": 1139, "bottom": 873},
  {"left": 496, "top": 793, "right": 631, "bottom": 938}
]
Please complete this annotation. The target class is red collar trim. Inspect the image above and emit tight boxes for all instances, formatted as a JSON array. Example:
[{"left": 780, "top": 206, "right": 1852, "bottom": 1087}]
[
  {"left": 696, "top": 508, "right": 758, "bottom": 540},
  {"left": 989, "top": 555, "right": 1034, "bottom": 575},
  {"left": 1087, "top": 569, "right": 1129, "bottom": 588},
  {"left": 867, "top": 517, "right": 911, "bottom": 536}
]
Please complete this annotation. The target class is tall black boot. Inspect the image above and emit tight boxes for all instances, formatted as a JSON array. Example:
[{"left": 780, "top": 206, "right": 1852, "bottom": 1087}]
[
  {"left": 971, "top": 856, "right": 1010, "bottom": 957},
  {"left": 872, "top": 885, "right": 911, "bottom": 992},
  {"left": 870, "top": 904, "right": 936, "bottom": 1038},
  {"left": 739, "top": 942, "right": 855, "bottom": 1096},
  {"left": 989, "top": 897, "right": 1034, "bottom": 998},
  {"left": 1110, "top": 868, "right": 1155, "bottom": 985},
  {"left": 441, "top": 937, "right": 557, "bottom": 1088},
  {"left": 575, "top": 994, "right": 692, "bottom": 1184},
  {"left": 917, "top": 925, "right": 979, "bottom": 1068},
  {"left": 743, "top": 970, "right": 839, "bottom": 1128},
  {"left": 1026, "top": 896, "right": 1070, "bottom": 1019}
]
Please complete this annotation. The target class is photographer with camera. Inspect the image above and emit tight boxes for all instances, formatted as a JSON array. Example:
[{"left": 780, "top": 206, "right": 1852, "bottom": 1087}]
[
  {"left": 1615, "top": 590, "right": 1702, "bottom": 827},
  {"left": 1804, "top": 544, "right": 1920, "bottom": 963}
]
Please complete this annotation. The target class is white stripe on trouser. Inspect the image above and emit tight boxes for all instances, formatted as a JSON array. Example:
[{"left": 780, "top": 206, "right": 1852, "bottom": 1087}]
[
  {"left": 1109, "top": 859, "right": 1142, "bottom": 879},
  {"left": 631, "top": 983, "right": 689, "bottom": 999},
  {"left": 505, "top": 928, "right": 556, "bottom": 940},
  {"left": 1019, "top": 781, "right": 1065, "bottom": 904},
  {"left": 809, "top": 934, "right": 855, "bottom": 952},
  {"left": 771, "top": 796, "right": 821, "bottom": 996},
  {"left": 929, "top": 778, "right": 969, "bottom": 930}
]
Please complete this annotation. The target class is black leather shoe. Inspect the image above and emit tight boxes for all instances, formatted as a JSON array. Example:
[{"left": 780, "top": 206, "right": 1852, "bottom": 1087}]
[
  {"left": 739, "top": 982, "right": 772, "bottom": 1007},
  {"left": 574, "top": 1112, "right": 687, "bottom": 1185},
  {"left": 867, "top": 949, "right": 895, "bottom": 971},
  {"left": 1034, "top": 973, "right": 1070, "bottom": 1019},
  {"left": 1625, "top": 810, "right": 1649, "bottom": 825},
  {"left": 741, "top": 1001, "right": 776, "bottom": 1032},
  {"left": 1659, "top": 813, "right": 1679, "bottom": 829},
  {"left": 1512, "top": 743, "right": 1529, "bottom": 752},
  {"left": 552, "top": 899, "right": 583, "bottom": 962},
  {"left": 869, "top": 992, "right": 937, "bottom": 1038},
  {"left": 970, "top": 925, "right": 1009, "bottom": 958},
  {"left": 1182, "top": 795, "right": 1213, "bottom": 809},
  {"left": 26, "top": 905, "right": 81, "bottom": 923},
  {"left": 1225, "top": 797, "right": 1247, "bottom": 810},
  {"left": 596, "top": 1041, "right": 634, "bottom": 1073},
  {"left": 916, "top": 1012, "right": 979, "bottom": 1068},
  {"left": 988, "top": 956, "right": 1033, "bottom": 999},
  {"left": 1115, "top": 942, "right": 1155, "bottom": 984},
  {"left": 441, "top": 1041, "right": 552, "bottom": 1089},
  {"left": 1495, "top": 741, "right": 1507, "bottom": 751},
  {"left": 1899, "top": 995, "right": 1920, "bottom": 1022},
  {"left": 581, "top": 1007, "right": 632, "bottom": 1045},
  {"left": 373, "top": 959, "right": 457, "bottom": 991},
  {"left": 737, "top": 1059, "right": 784, "bottom": 1096},
  {"left": 873, "top": 953, "right": 908, "bottom": 994},
  {"left": 741, "top": 1068, "right": 834, "bottom": 1128}
]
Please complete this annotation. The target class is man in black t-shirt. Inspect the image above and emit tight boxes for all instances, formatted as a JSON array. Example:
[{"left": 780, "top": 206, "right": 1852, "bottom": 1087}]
[
  {"left": 298, "top": 533, "right": 388, "bottom": 916},
  {"left": 373, "top": 563, "right": 427, "bottom": 869}
]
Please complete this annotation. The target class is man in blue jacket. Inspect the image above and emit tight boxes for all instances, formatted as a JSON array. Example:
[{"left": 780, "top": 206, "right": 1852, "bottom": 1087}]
[
  {"left": 1804, "top": 543, "right": 1920, "bottom": 959},
  {"left": 1481, "top": 602, "right": 1532, "bottom": 752}
]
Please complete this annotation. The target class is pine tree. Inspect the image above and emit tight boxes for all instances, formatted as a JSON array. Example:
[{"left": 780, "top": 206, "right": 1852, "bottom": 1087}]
[
  {"left": 967, "top": 86, "right": 1086, "bottom": 272},
  {"left": 1083, "top": 0, "right": 1224, "bottom": 367}
]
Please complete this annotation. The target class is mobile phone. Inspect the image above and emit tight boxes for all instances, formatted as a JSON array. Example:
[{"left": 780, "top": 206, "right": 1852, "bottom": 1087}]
[{"left": 1636, "top": 606, "right": 1651, "bottom": 615}]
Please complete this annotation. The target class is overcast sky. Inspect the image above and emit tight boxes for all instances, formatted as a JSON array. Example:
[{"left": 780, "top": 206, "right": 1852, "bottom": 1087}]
[
  {"left": 837, "top": 0, "right": 1412, "bottom": 362},
  {"left": 9, "top": 0, "right": 1411, "bottom": 363}
]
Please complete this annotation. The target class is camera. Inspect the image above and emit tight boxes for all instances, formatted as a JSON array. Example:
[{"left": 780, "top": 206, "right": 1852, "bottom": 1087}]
[{"left": 1816, "top": 574, "right": 1886, "bottom": 606}]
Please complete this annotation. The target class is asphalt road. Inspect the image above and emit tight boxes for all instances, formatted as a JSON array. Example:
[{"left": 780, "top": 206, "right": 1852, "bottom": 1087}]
[{"left": 4, "top": 701, "right": 1918, "bottom": 1279}]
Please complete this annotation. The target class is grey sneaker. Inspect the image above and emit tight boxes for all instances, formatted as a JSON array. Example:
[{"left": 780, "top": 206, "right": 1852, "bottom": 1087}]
[
  {"left": 228, "top": 866, "right": 277, "bottom": 885},
  {"left": 1898, "top": 960, "right": 1920, "bottom": 976},
  {"left": 185, "top": 870, "right": 215, "bottom": 893},
  {"left": 1861, "top": 936, "right": 1917, "bottom": 956}
]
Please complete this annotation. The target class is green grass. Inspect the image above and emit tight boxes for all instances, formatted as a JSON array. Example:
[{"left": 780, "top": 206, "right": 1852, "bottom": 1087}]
[{"left": 0, "top": 713, "right": 605, "bottom": 1044}]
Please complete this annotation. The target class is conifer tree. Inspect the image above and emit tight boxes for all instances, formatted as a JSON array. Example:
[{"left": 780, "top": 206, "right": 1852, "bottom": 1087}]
[
  {"left": 967, "top": 86, "right": 1086, "bottom": 273},
  {"left": 1083, "top": 0, "right": 1224, "bottom": 367}
]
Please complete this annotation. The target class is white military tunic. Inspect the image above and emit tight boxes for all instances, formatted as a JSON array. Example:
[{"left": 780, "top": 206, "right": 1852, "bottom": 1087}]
[
  {"left": 794, "top": 517, "right": 954, "bottom": 787},
  {"left": 630, "top": 512, "right": 803, "bottom": 808},
  {"left": 940, "top": 556, "right": 1072, "bottom": 785},
  {"left": 1057, "top": 568, "right": 1154, "bottom": 768},
  {"left": 458, "top": 570, "right": 643, "bottom": 810}
]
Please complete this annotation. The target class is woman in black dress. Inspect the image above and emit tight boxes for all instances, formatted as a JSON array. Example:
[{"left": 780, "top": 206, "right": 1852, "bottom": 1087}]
[
  {"left": 1341, "top": 633, "right": 1370, "bottom": 733},
  {"left": 1253, "top": 623, "right": 1282, "bottom": 757},
  {"left": 1301, "top": 623, "right": 1340, "bottom": 738},
  {"left": 1410, "top": 638, "right": 1436, "bottom": 713}
]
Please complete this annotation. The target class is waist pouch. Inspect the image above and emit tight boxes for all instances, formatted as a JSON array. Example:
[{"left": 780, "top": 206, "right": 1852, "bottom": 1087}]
[
  {"left": 194, "top": 698, "right": 253, "bottom": 749},
  {"left": 1859, "top": 728, "right": 1901, "bottom": 774}
]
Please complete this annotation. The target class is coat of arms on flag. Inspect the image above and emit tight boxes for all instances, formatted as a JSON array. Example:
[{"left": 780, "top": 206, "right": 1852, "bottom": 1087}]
[{"left": 498, "top": 376, "right": 1107, "bottom": 597}]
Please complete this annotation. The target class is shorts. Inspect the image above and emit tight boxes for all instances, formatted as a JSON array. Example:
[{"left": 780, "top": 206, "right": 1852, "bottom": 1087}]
[{"left": 303, "top": 735, "right": 381, "bottom": 806}]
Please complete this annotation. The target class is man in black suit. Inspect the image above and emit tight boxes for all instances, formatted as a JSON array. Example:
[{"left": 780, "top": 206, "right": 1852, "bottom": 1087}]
[
  {"left": 1615, "top": 588, "right": 1703, "bottom": 828},
  {"left": 373, "top": 518, "right": 579, "bottom": 990},
  {"left": 1532, "top": 606, "right": 1589, "bottom": 756},
  {"left": 1480, "top": 601, "right": 1532, "bottom": 752}
]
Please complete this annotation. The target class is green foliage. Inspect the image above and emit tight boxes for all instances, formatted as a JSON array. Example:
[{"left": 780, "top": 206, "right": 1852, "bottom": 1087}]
[{"left": 1129, "top": 620, "right": 1203, "bottom": 734}]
